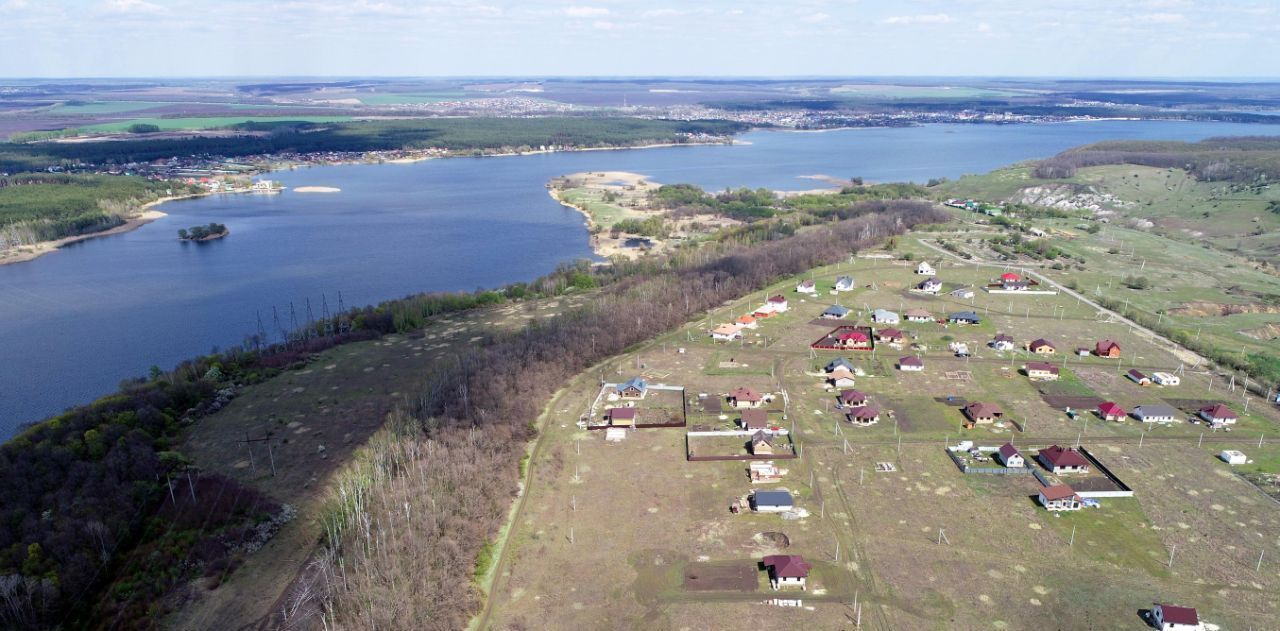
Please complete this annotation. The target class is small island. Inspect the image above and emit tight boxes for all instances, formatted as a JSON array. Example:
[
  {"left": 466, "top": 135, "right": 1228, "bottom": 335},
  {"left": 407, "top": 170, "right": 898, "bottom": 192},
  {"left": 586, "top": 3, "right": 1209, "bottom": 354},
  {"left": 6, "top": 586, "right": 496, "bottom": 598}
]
[{"left": 177, "top": 222, "right": 229, "bottom": 242}]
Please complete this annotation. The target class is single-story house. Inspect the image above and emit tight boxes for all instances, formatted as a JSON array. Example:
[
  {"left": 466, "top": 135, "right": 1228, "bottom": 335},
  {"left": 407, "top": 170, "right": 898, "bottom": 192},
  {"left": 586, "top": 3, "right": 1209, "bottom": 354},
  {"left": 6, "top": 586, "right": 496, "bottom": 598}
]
[
  {"left": 607, "top": 407, "right": 636, "bottom": 426},
  {"left": 963, "top": 402, "right": 1004, "bottom": 425},
  {"left": 1219, "top": 450, "right": 1247, "bottom": 465},
  {"left": 822, "top": 304, "right": 851, "bottom": 319},
  {"left": 740, "top": 408, "right": 770, "bottom": 431},
  {"left": 837, "top": 330, "right": 873, "bottom": 350},
  {"left": 711, "top": 323, "right": 744, "bottom": 342},
  {"left": 796, "top": 279, "right": 817, "bottom": 295},
  {"left": 837, "top": 389, "right": 867, "bottom": 408},
  {"left": 1095, "top": 339, "right": 1121, "bottom": 358},
  {"left": 1152, "top": 372, "right": 1180, "bottom": 386},
  {"left": 999, "top": 272, "right": 1022, "bottom": 283},
  {"left": 617, "top": 377, "right": 648, "bottom": 399},
  {"left": 750, "top": 430, "right": 776, "bottom": 455},
  {"left": 904, "top": 308, "right": 932, "bottom": 323},
  {"left": 767, "top": 295, "right": 789, "bottom": 312},
  {"left": 950, "top": 288, "right": 976, "bottom": 299},
  {"left": 997, "top": 443, "right": 1025, "bottom": 468},
  {"left": 916, "top": 277, "right": 942, "bottom": 294},
  {"left": 1151, "top": 603, "right": 1203, "bottom": 631},
  {"left": 1127, "top": 369, "right": 1152, "bottom": 386},
  {"left": 872, "top": 308, "right": 900, "bottom": 324},
  {"left": 735, "top": 314, "right": 759, "bottom": 329},
  {"left": 898, "top": 356, "right": 924, "bottom": 372},
  {"left": 1133, "top": 404, "right": 1178, "bottom": 424},
  {"left": 845, "top": 405, "right": 881, "bottom": 426},
  {"left": 876, "top": 328, "right": 905, "bottom": 344},
  {"left": 990, "top": 333, "right": 1016, "bottom": 351},
  {"left": 1038, "top": 484, "right": 1083, "bottom": 511},
  {"left": 1028, "top": 338, "right": 1057, "bottom": 355},
  {"left": 948, "top": 311, "right": 981, "bottom": 325},
  {"left": 825, "top": 357, "right": 854, "bottom": 373},
  {"left": 1199, "top": 403, "right": 1238, "bottom": 426},
  {"left": 1025, "top": 361, "right": 1060, "bottom": 381},
  {"left": 827, "top": 368, "right": 857, "bottom": 389},
  {"left": 1098, "top": 401, "right": 1127, "bottom": 422},
  {"left": 729, "top": 387, "right": 764, "bottom": 409},
  {"left": 916, "top": 261, "right": 936, "bottom": 275},
  {"left": 762, "top": 554, "right": 812, "bottom": 590},
  {"left": 834, "top": 275, "right": 856, "bottom": 292},
  {"left": 1001, "top": 279, "right": 1030, "bottom": 291},
  {"left": 751, "top": 490, "right": 794, "bottom": 513},
  {"left": 1038, "top": 445, "right": 1090, "bottom": 474}
]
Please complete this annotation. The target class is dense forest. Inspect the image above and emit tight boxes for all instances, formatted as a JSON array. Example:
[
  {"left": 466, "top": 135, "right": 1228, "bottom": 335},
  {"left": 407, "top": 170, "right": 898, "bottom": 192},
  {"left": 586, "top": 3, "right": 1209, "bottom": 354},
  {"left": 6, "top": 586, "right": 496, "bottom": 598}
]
[
  {"left": 0, "top": 118, "right": 746, "bottom": 173},
  {"left": 1033, "top": 136, "right": 1280, "bottom": 181},
  {"left": 0, "top": 174, "right": 186, "bottom": 248},
  {"left": 177, "top": 223, "right": 227, "bottom": 241}
]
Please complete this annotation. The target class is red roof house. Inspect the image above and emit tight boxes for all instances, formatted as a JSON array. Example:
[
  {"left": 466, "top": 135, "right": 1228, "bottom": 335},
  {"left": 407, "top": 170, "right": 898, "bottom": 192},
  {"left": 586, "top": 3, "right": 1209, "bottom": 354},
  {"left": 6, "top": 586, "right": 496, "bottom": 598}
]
[
  {"left": 1095, "top": 339, "right": 1121, "bottom": 358},
  {"left": 1038, "top": 445, "right": 1090, "bottom": 474},
  {"left": 963, "top": 402, "right": 1004, "bottom": 425},
  {"left": 1152, "top": 603, "right": 1201, "bottom": 630},
  {"left": 740, "top": 408, "right": 769, "bottom": 430},
  {"left": 729, "top": 387, "right": 763, "bottom": 409},
  {"left": 762, "top": 555, "right": 812, "bottom": 590},
  {"left": 1028, "top": 338, "right": 1057, "bottom": 354},
  {"left": 1000, "top": 272, "right": 1021, "bottom": 282},
  {"left": 1038, "top": 484, "right": 1082, "bottom": 511},
  {"left": 997, "top": 442, "right": 1024, "bottom": 467},
  {"left": 1199, "top": 403, "right": 1238, "bottom": 425},
  {"left": 1097, "top": 401, "right": 1127, "bottom": 422}
]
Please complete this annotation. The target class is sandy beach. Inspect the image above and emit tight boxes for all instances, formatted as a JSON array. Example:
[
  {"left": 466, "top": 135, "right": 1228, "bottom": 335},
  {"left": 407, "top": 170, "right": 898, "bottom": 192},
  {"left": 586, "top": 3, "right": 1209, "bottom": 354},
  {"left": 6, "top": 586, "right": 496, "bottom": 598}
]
[{"left": 0, "top": 192, "right": 204, "bottom": 267}]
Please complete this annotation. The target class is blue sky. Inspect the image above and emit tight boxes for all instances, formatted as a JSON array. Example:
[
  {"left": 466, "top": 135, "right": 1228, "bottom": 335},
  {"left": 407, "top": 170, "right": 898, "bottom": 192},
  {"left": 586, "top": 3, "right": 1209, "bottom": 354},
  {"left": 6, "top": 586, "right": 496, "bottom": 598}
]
[{"left": 1, "top": 0, "right": 1276, "bottom": 78}]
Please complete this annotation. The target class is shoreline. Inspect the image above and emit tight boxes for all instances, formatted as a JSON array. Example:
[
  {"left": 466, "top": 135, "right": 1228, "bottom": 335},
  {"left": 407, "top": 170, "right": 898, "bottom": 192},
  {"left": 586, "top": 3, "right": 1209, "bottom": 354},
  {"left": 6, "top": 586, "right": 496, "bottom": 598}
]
[{"left": 0, "top": 193, "right": 207, "bottom": 267}]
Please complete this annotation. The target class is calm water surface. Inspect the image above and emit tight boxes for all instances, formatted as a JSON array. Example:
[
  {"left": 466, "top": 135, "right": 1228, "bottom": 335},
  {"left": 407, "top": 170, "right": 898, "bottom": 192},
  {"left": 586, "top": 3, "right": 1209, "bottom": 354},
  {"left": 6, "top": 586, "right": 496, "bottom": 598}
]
[{"left": 2, "top": 121, "right": 1277, "bottom": 436}]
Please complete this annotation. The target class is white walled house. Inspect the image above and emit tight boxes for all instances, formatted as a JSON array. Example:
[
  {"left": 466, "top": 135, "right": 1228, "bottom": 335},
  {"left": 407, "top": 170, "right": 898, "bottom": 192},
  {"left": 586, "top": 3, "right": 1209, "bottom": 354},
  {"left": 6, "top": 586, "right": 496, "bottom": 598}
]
[{"left": 915, "top": 261, "right": 936, "bottom": 275}]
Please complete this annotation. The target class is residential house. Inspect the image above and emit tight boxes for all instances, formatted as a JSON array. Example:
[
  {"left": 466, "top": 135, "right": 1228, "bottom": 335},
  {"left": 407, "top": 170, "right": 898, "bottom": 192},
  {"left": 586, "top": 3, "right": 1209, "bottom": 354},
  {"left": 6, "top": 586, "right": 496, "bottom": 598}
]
[
  {"left": 1151, "top": 603, "right": 1203, "bottom": 631},
  {"left": 872, "top": 308, "right": 900, "bottom": 324},
  {"left": 1152, "top": 372, "right": 1180, "bottom": 386},
  {"left": 876, "top": 328, "right": 905, "bottom": 344},
  {"left": 915, "top": 277, "right": 943, "bottom": 294},
  {"left": 766, "top": 295, "right": 789, "bottom": 312},
  {"left": 834, "top": 275, "right": 856, "bottom": 292},
  {"left": 836, "top": 330, "right": 872, "bottom": 350},
  {"left": 963, "top": 402, "right": 1004, "bottom": 425},
  {"left": 999, "top": 272, "right": 1022, "bottom": 283},
  {"left": 1038, "top": 445, "right": 1090, "bottom": 474},
  {"left": 729, "top": 387, "right": 764, "bottom": 409},
  {"left": 1133, "top": 404, "right": 1178, "bottom": 424},
  {"left": 1075, "top": 347, "right": 1092, "bottom": 357},
  {"left": 1025, "top": 361, "right": 1061, "bottom": 381},
  {"left": 898, "top": 356, "right": 924, "bottom": 372},
  {"left": 735, "top": 314, "right": 759, "bottom": 329},
  {"left": 837, "top": 389, "right": 867, "bottom": 408},
  {"left": 1001, "top": 279, "right": 1030, "bottom": 291},
  {"left": 1199, "top": 403, "right": 1238, "bottom": 426},
  {"left": 845, "top": 405, "right": 881, "bottom": 426},
  {"left": 762, "top": 555, "right": 812, "bottom": 591},
  {"left": 997, "top": 443, "right": 1025, "bottom": 468},
  {"left": 606, "top": 407, "right": 636, "bottom": 427},
  {"left": 796, "top": 279, "right": 817, "bottom": 295},
  {"left": 950, "top": 287, "right": 976, "bottom": 300},
  {"left": 1127, "top": 369, "right": 1152, "bottom": 386},
  {"left": 1038, "top": 484, "right": 1083, "bottom": 511},
  {"left": 1028, "top": 338, "right": 1057, "bottom": 355},
  {"left": 825, "top": 357, "right": 855, "bottom": 373},
  {"left": 1098, "top": 401, "right": 1127, "bottom": 422},
  {"left": 617, "top": 377, "right": 648, "bottom": 399},
  {"left": 1095, "top": 339, "right": 1122, "bottom": 358},
  {"left": 827, "top": 368, "right": 857, "bottom": 389},
  {"left": 740, "top": 408, "right": 770, "bottom": 431},
  {"left": 990, "top": 333, "right": 1016, "bottom": 351},
  {"left": 750, "top": 430, "right": 776, "bottom": 456},
  {"left": 915, "top": 261, "right": 936, "bottom": 275},
  {"left": 1219, "top": 450, "right": 1247, "bottom": 465},
  {"left": 711, "top": 323, "right": 744, "bottom": 342},
  {"left": 751, "top": 490, "right": 793, "bottom": 513},
  {"left": 948, "top": 311, "right": 981, "bottom": 325},
  {"left": 821, "top": 304, "right": 851, "bottom": 319},
  {"left": 904, "top": 308, "right": 932, "bottom": 323}
]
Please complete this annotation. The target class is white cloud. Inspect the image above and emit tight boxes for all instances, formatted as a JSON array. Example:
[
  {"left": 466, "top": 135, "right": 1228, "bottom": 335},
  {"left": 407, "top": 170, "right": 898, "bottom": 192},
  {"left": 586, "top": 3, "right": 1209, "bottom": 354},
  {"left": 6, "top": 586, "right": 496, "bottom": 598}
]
[
  {"left": 1136, "top": 12, "right": 1186, "bottom": 23},
  {"left": 882, "top": 13, "right": 952, "bottom": 25},
  {"left": 563, "top": 6, "right": 609, "bottom": 18},
  {"left": 101, "top": 0, "right": 167, "bottom": 14},
  {"left": 592, "top": 20, "right": 614, "bottom": 30},
  {"left": 977, "top": 22, "right": 992, "bottom": 32},
  {"left": 801, "top": 12, "right": 829, "bottom": 23},
  {"left": 641, "top": 8, "right": 682, "bottom": 19}
]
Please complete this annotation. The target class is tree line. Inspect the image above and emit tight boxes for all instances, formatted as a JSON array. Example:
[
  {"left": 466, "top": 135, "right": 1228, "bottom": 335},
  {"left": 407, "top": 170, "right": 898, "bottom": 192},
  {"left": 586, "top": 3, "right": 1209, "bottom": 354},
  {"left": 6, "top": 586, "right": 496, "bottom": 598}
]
[{"left": 1033, "top": 136, "right": 1280, "bottom": 181}]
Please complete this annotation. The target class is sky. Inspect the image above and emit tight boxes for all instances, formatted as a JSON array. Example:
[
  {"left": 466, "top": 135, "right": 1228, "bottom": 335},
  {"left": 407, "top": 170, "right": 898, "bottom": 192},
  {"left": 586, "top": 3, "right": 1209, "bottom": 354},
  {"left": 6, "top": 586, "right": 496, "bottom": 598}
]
[{"left": 1, "top": 0, "right": 1277, "bottom": 78}]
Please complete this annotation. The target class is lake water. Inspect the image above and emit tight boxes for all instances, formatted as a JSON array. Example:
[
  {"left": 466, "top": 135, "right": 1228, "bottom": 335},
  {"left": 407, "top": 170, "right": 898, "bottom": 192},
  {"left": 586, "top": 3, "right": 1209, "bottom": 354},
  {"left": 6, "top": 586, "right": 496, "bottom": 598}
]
[{"left": 2, "top": 120, "right": 1277, "bottom": 436}]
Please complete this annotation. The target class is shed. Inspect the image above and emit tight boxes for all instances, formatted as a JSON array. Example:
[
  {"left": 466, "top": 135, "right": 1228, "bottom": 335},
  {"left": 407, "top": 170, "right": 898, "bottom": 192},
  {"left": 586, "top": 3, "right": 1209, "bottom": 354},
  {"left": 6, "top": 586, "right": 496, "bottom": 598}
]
[
  {"left": 1152, "top": 603, "right": 1202, "bottom": 631},
  {"left": 607, "top": 407, "right": 637, "bottom": 426},
  {"left": 751, "top": 490, "right": 794, "bottom": 513},
  {"left": 1219, "top": 450, "right": 1246, "bottom": 465}
]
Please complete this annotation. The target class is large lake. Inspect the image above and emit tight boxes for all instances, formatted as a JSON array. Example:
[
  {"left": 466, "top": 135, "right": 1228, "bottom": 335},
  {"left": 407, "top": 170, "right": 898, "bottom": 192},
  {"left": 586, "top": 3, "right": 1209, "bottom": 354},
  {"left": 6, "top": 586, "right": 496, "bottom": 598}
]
[{"left": 2, "top": 121, "right": 1278, "bottom": 436}]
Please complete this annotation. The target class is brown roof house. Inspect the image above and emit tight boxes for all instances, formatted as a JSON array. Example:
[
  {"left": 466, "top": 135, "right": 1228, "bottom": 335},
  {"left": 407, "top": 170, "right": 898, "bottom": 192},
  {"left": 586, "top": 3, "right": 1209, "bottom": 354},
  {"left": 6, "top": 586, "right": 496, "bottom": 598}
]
[
  {"left": 1038, "top": 445, "right": 1090, "bottom": 474},
  {"left": 845, "top": 405, "right": 881, "bottom": 426},
  {"left": 963, "top": 402, "right": 1004, "bottom": 426},
  {"left": 1199, "top": 403, "right": 1238, "bottom": 426},
  {"left": 1038, "top": 484, "right": 1083, "bottom": 511},
  {"left": 898, "top": 356, "right": 924, "bottom": 372},
  {"left": 1152, "top": 603, "right": 1203, "bottom": 631},
  {"left": 728, "top": 387, "right": 764, "bottom": 409},
  {"left": 762, "top": 555, "right": 812, "bottom": 590},
  {"left": 837, "top": 389, "right": 867, "bottom": 408},
  {"left": 1095, "top": 339, "right": 1121, "bottom": 358},
  {"left": 996, "top": 443, "right": 1025, "bottom": 468},
  {"left": 607, "top": 407, "right": 636, "bottom": 427},
  {"left": 750, "top": 430, "right": 776, "bottom": 455},
  {"left": 1025, "top": 361, "right": 1060, "bottom": 381},
  {"left": 740, "top": 408, "right": 769, "bottom": 431},
  {"left": 1027, "top": 338, "right": 1056, "bottom": 355}
]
